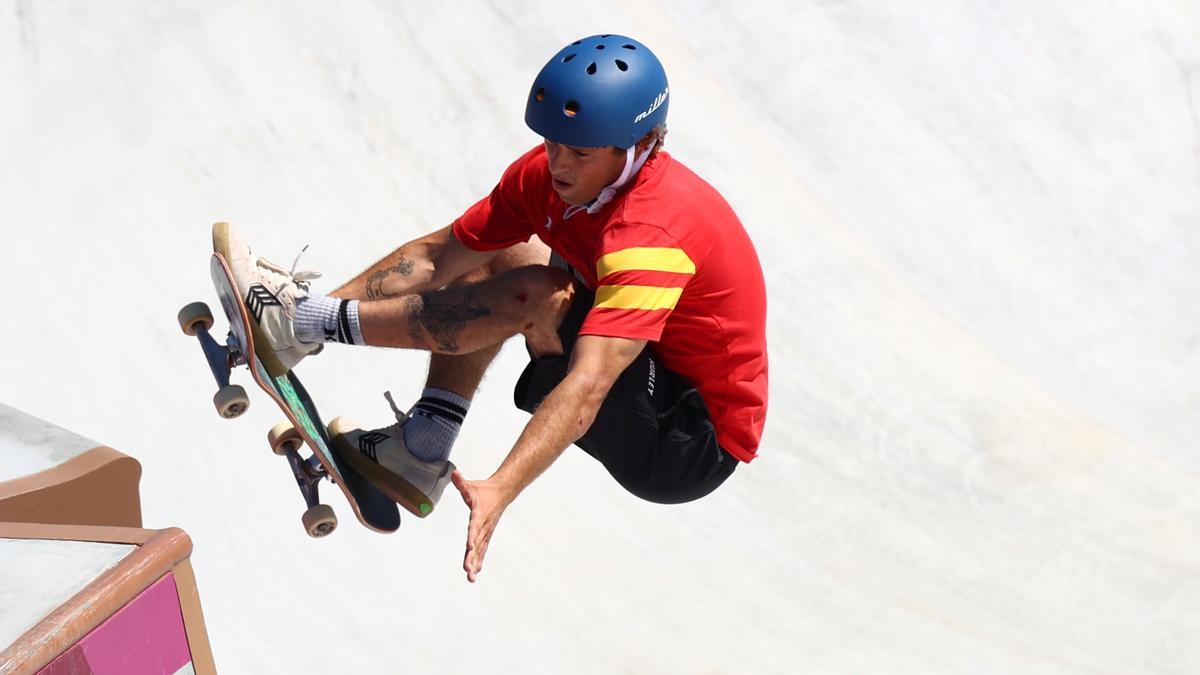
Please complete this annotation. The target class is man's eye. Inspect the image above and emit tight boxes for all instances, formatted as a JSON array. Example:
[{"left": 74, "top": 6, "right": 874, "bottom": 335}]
[{"left": 574, "top": 150, "right": 589, "bottom": 158}]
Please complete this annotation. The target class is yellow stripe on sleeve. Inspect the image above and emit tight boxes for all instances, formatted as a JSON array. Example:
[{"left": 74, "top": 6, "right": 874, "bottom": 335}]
[
  {"left": 596, "top": 247, "right": 696, "bottom": 280},
  {"left": 594, "top": 285, "right": 684, "bottom": 312}
]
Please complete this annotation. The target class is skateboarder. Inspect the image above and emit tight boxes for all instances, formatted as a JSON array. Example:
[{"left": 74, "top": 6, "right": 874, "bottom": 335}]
[{"left": 222, "top": 34, "right": 768, "bottom": 582}]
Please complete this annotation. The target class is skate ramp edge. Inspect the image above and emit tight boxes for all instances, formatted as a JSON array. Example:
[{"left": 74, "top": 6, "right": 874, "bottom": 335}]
[
  {"left": 0, "top": 403, "right": 141, "bottom": 528},
  {"left": 0, "top": 407, "right": 215, "bottom": 675},
  {"left": 0, "top": 446, "right": 142, "bottom": 529}
]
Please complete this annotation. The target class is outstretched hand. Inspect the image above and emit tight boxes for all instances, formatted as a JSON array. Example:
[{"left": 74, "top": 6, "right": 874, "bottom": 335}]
[{"left": 451, "top": 470, "right": 511, "bottom": 583}]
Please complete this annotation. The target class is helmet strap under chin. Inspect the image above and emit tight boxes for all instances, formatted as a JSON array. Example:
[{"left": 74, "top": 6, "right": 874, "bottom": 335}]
[{"left": 563, "top": 143, "right": 656, "bottom": 220}]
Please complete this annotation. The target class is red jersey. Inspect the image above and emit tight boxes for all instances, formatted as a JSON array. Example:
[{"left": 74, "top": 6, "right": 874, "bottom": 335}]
[{"left": 453, "top": 145, "right": 768, "bottom": 462}]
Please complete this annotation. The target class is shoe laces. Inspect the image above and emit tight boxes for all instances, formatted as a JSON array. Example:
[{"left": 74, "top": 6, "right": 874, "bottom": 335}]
[
  {"left": 256, "top": 245, "right": 322, "bottom": 289},
  {"left": 382, "top": 391, "right": 412, "bottom": 429},
  {"left": 382, "top": 391, "right": 446, "bottom": 471}
]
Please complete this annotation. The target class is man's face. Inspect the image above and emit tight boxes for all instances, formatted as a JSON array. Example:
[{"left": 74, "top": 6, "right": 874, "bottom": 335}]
[{"left": 544, "top": 140, "right": 626, "bottom": 206}]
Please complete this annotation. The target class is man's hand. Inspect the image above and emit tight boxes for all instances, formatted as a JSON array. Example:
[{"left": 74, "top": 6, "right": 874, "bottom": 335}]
[
  {"left": 451, "top": 335, "right": 647, "bottom": 583},
  {"left": 451, "top": 470, "right": 513, "bottom": 583}
]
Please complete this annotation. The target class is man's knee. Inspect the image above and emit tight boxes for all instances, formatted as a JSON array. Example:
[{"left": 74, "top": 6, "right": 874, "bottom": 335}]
[
  {"left": 478, "top": 240, "right": 553, "bottom": 279},
  {"left": 449, "top": 240, "right": 554, "bottom": 286},
  {"left": 508, "top": 264, "right": 574, "bottom": 293},
  {"left": 507, "top": 265, "right": 576, "bottom": 324}
]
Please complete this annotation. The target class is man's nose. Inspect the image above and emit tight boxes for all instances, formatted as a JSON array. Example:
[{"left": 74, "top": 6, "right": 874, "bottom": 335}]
[{"left": 545, "top": 141, "right": 566, "bottom": 170}]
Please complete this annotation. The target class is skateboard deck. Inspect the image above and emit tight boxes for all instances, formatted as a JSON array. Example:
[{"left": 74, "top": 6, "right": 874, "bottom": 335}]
[{"left": 204, "top": 251, "right": 401, "bottom": 535}]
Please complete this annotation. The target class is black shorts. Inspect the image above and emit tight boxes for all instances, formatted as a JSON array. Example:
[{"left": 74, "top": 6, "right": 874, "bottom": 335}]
[{"left": 513, "top": 282, "right": 737, "bottom": 505}]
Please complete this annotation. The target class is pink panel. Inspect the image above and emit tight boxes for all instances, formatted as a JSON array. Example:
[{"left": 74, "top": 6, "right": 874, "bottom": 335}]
[
  {"left": 77, "top": 573, "right": 192, "bottom": 675},
  {"left": 37, "top": 643, "right": 93, "bottom": 675}
]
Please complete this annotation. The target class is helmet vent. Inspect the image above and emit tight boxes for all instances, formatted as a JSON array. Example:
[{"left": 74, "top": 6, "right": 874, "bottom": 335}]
[
  {"left": 622, "top": 44, "right": 636, "bottom": 50},
  {"left": 535, "top": 87, "right": 546, "bottom": 102},
  {"left": 564, "top": 101, "right": 580, "bottom": 117},
  {"left": 600, "top": 34, "right": 611, "bottom": 38},
  {"left": 563, "top": 53, "right": 577, "bottom": 63},
  {"left": 596, "top": 44, "right": 606, "bottom": 50},
  {"left": 586, "top": 63, "right": 597, "bottom": 75},
  {"left": 615, "top": 60, "right": 628, "bottom": 72},
  {"left": 572, "top": 40, "right": 582, "bottom": 45}
]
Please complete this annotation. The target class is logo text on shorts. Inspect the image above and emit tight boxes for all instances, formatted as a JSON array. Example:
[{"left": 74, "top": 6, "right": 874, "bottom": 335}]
[{"left": 647, "top": 357, "right": 657, "bottom": 396}]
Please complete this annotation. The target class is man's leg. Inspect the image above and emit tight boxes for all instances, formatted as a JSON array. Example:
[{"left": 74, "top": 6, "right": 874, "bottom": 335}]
[
  {"left": 398, "top": 240, "right": 554, "bottom": 462},
  {"left": 423, "top": 239, "right": 552, "bottom": 386},
  {"left": 350, "top": 264, "right": 570, "bottom": 356},
  {"left": 327, "top": 239, "right": 562, "bottom": 514},
  {"left": 218, "top": 219, "right": 568, "bottom": 375}
]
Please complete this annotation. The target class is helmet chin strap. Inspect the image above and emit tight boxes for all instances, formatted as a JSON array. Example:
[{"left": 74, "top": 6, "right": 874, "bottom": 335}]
[{"left": 563, "top": 143, "right": 656, "bottom": 220}]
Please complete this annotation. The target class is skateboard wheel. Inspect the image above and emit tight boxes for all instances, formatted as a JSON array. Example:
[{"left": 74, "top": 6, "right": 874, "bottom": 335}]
[
  {"left": 268, "top": 420, "right": 302, "bottom": 456},
  {"left": 177, "top": 302, "right": 214, "bottom": 336},
  {"left": 213, "top": 384, "right": 250, "bottom": 419},
  {"left": 302, "top": 504, "right": 338, "bottom": 538}
]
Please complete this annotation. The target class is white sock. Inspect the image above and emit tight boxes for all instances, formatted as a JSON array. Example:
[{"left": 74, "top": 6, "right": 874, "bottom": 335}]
[
  {"left": 295, "top": 293, "right": 364, "bottom": 345},
  {"left": 403, "top": 388, "right": 471, "bottom": 462}
]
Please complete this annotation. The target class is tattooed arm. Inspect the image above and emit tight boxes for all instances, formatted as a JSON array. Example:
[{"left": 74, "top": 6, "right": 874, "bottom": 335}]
[{"left": 331, "top": 225, "right": 501, "bottom": 301}]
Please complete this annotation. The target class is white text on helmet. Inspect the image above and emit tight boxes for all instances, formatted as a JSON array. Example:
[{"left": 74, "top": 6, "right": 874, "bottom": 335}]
[{"left": 633, "top": 87, "right": 669, "bottom": 124}]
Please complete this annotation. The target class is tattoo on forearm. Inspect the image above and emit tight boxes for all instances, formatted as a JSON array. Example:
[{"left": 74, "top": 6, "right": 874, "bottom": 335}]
[
  {"left": 365, "top": 255, "right": 416, "bottom": 300},
  {"left": 404, "top": 296, "right": 428, "bottom": 349},
  {"left": 410, "top": 287, "right": 492, "bottom": 353}
]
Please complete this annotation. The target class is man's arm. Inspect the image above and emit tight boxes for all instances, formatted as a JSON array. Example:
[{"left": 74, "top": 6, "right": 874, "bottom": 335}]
[
  {"left": 451, "top": 333, "right": 647, "bottom": 582},
  {"left": 332, "top": 225, "right": 501, "bottom": 300}
]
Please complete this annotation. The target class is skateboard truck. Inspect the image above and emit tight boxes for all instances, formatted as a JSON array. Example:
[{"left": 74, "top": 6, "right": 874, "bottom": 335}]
[
  {"left": 180, "top": 299, "right": 343, "bottom": 535},
  {"left": 177, "top": 301, "right": 251, "bottom": 419},
  {"left": 269, "top": 421, "right": 339, "bottom": 537},
  {"left": 178, "top": 300, "right": 340, "bottom": 538}
]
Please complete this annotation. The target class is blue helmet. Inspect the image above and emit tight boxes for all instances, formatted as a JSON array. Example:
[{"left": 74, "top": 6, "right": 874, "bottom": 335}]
[{"left": 525, "top": 35, "right": 669, "bottom": 150}]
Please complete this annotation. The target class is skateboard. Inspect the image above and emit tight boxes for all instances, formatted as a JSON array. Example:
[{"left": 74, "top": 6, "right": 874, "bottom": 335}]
[{"left": 177, "top": 249, "right": 401, "bottom": 538}]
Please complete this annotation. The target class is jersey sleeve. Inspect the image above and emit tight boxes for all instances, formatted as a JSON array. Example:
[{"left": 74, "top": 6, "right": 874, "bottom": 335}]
[
  {"left": 452, "top": 150, "right": 540, "bottom": 251},
  {"left": 578, "top": 223, "right": 696, "bottom": 342}
]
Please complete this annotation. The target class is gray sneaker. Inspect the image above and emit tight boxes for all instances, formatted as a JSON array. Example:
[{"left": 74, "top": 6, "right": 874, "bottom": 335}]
[
  {"left": 212, "top": 221, "right": 323, "bottom": 377},
  {"left": 329, "top": 394, "right": 455, "bottom": 518}
]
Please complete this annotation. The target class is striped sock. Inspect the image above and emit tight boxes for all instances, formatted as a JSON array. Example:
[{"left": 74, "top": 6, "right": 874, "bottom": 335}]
[
  {"left": 403, "top": 388, "right": 471, "bottom": 462},
  {"left": 294, "top": 293, "right": 364, "bottom": 345}
]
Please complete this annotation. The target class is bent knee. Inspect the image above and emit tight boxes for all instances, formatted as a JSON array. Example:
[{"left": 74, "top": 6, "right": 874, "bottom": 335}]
[
  {"left": 505, "top": 265, "right": 575, "bottom": 297},
  {"left": 500, "top": 266, "right": 576, "bottom": 329},
  {"left": 484, "top": 239, "right": 553, "bottom": 278}
]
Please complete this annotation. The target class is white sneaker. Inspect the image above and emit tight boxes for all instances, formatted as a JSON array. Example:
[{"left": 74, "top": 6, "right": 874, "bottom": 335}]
[
  {"left": 329, "top": 395, "right": 455, "bottom": 518},
  {"left": 212, "top": 221, "right": 322, "bottom": 377}
]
